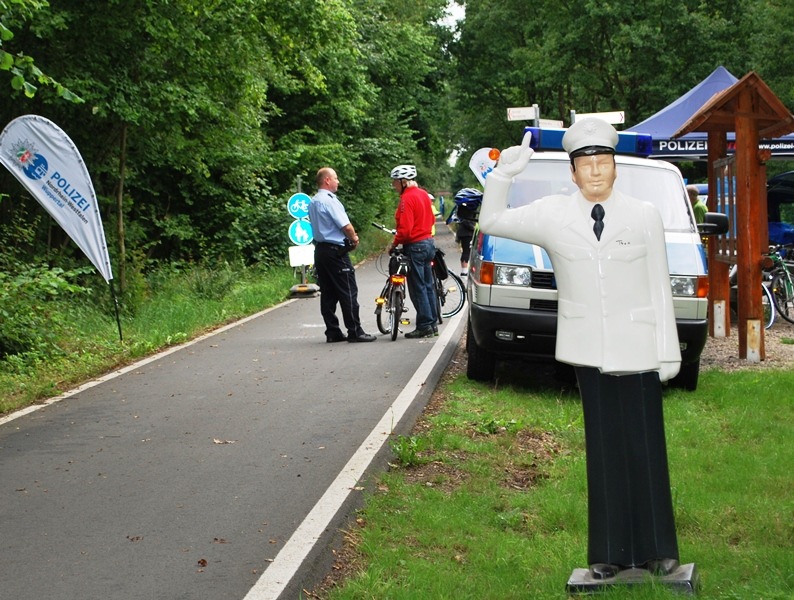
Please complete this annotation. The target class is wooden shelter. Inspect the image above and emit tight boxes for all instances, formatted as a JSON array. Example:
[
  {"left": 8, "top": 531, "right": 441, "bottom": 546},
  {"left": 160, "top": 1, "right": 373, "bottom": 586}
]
[{"left": 674, "top": 71, "right": 794, "bottom": 360}]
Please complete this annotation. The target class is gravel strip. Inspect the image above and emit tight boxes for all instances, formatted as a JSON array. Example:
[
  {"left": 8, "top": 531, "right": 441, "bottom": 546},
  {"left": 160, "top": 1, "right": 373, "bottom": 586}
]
[{"left": 700, "top": 320, "right": 794, "bottom": 371}]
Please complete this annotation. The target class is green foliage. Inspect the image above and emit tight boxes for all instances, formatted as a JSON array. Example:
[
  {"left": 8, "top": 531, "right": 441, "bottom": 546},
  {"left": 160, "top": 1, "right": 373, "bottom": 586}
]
[
  {"left": 0, "top": 0, "right": 82, "bottom": 100},
  {"left": 447, "top": 0, "right": 780, "bottom": 171},
  {"left": 390, "top": 435, "right": 428, "bottom": 467},
  {"left": 183, "top": 262, "right": 238, "bottom": 301},
  {"left": 0, "top": 264, "right": 90, "bottom": 359},
  {"left": 474, "top": 416, "right": 522, "bottom": 435},
  {"left": 0, "top": 0, "right": 452, "bottom": 278}
]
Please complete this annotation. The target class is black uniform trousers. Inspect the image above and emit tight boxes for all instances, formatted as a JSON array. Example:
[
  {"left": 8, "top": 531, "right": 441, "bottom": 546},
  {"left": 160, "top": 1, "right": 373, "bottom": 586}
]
[
  {"left": 575, "top": 367, "right": 680, "bottom": 568},
  {"left": 314, "top": 243, "right": 364, "bottom": 338}
]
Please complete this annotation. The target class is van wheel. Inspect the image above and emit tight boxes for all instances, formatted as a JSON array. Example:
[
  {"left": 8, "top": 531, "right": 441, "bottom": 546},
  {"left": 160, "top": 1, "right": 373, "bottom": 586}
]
[
  {"left": 466, "top": 322, "right": 496, "bottom": 381},
  {"left": 670, "top": 359, "right": 699, "bottom": 391}
]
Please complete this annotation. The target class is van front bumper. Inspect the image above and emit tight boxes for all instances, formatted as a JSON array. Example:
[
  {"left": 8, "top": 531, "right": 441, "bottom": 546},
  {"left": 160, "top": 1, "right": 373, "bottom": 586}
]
[{"left": 468, "top": 303, "right": 708, "bottom": 366}]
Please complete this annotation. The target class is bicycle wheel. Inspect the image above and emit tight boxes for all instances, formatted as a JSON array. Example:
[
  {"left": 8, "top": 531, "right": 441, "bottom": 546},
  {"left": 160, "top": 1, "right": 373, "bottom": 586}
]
[
  {"left": 762, "top": 283, "right": 776, "bottom": 330},
  {"left": 375, "top": 282, "right": 392, "bottom": 334},
  {"left": 390, "top": 287, "right": 404, "bottom": 341},
  {"left": 438, "top": 273, "right": 466, "bottom": 318},
  {"left": 435, "top": 278, "right": 443, "bottom": 325},
  {"left": 771, "top": 272, "right": 794, "bottom": 324}
]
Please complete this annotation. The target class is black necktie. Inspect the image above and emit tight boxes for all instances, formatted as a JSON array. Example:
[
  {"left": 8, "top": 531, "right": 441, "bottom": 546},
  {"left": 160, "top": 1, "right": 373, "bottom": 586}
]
[{"left": 591, "top": 203, "right": 605, "bottom": 241}]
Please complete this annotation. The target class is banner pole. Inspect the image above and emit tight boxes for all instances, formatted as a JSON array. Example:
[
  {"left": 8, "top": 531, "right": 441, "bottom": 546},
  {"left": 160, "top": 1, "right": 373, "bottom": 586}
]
[{"left": 109, "top": 280, "right": 123, "bottom": 342}]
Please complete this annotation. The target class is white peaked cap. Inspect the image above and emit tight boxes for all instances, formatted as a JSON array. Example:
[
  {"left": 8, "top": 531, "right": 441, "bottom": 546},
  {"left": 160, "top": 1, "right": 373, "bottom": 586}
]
[{"left": 562, "top": 118, "right": 619, "bottom": 158}]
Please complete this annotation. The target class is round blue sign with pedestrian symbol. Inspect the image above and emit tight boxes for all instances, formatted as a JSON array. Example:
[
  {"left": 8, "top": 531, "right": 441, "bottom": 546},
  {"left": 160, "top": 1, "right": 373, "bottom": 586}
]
[
  {"left": 289, "top": 219, "right": 313, "bottom": 245},
  {"left": 287, "top": 193, "right": 311, "bottom": 219}
]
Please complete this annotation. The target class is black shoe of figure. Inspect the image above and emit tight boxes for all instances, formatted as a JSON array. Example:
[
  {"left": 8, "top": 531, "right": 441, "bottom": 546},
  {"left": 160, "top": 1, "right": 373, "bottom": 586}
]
[
  {"left": 326, "top": 333, "right": 347, "bottom": 343},
  {"left": 432, "top": 325, "right": 439, "bottom": 336},
  {"left": 645, "top": 558, "right": 680, "bottom": 576},
  {"left": 348, "top": 332, "right": 377, "bottom": 343},
  {"left": 589, "top": 563, "right": 620, "bottom": 580},
  {"left": 405, "top": 327, "right": 434, "bottom": 339}
]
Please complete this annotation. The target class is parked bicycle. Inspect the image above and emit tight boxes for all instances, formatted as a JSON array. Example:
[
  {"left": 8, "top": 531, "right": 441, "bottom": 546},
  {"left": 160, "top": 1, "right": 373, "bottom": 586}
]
[
  {"left": 371, "top": 223, "right": 466, "bottom": 340},
  {"left": 374, "top": 242, "right": 410, "bottom": 341},
  {"left": 431, "top": 247, "right": 466, "bottom": 321},
  {"left": 767, "top": 244, "right": 794, "bottom": 324}
]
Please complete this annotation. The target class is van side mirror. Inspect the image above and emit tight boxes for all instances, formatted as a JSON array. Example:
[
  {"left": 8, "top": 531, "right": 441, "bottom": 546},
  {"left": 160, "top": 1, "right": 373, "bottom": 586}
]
[{"left": 697, "top": 212, "right": 729, "bottom": 236}]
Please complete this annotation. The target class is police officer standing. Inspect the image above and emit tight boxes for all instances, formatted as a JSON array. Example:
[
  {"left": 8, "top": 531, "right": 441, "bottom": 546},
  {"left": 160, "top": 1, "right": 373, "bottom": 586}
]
[{"left": 309, "top": 167, "right": 376, "bottom": 343}]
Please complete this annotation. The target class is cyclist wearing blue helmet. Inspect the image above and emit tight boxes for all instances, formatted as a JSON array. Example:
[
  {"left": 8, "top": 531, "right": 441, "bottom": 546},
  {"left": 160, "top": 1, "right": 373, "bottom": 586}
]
[{"left": 449, "top": 187, "right": 483, "bottom": 276}]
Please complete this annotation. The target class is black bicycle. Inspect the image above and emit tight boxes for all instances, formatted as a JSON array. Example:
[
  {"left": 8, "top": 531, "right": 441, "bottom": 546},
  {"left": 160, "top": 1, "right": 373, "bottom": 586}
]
[
  {"left": 767, "top": 244, "right": 794, "bottom": 324},
  {"left": 431, "top": 248, "right": 466, "bottom": 320},
  {"left": 374, "top": 243, "right": 410, "bottom": 341},
  {"left": 372, "top": 223, "right": 466, "bottom": 330}
]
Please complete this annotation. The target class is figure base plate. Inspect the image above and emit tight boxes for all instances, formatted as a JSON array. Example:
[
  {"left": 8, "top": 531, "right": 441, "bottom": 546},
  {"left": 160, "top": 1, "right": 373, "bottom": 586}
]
[{"left": 566, "top": 563, "right": 698, "bottom": 595}]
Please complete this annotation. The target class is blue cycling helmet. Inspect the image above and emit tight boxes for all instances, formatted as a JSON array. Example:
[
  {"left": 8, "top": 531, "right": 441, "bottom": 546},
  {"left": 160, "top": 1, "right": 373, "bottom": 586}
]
[{"left": 454, "top": 187, "right": 483, "bottom": 203}]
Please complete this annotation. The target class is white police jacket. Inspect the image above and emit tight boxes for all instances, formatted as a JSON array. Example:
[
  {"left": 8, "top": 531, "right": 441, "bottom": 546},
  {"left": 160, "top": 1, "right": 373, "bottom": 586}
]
[{"left": 480, "top": 171, "right": 681, "bottom": 380}]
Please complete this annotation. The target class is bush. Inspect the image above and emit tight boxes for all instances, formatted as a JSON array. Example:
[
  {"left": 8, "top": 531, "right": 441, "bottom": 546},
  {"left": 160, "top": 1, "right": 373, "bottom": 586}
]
[{"left": 0, "top": 265, "right": 91, "bottom": 359}]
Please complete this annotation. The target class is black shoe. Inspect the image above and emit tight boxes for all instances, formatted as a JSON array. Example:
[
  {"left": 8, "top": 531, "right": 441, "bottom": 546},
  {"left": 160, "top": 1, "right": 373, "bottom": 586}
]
[
  {"left": 326, "top": 333, "right": 347, "bottom": 343},
  {"left": 589, "top": 563, "right": 620, "bottom": 580},
  {"left": 348, "top": 333, "right": 377, "bottom": 343},
  {"left": 645, "top": 558, "right": 679, "bottom": 576},
  {"left": 432, "top": 325, "right": 439, "bottom": 336},
  {"left": 405, "top": 327, "right": 434, "bottom": 339}
]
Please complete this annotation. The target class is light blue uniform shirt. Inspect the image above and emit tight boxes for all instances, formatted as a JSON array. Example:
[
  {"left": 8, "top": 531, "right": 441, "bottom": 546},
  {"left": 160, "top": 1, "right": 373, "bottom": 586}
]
[{"left": 309, "top": 189, "right": 350, "bottom": 245}]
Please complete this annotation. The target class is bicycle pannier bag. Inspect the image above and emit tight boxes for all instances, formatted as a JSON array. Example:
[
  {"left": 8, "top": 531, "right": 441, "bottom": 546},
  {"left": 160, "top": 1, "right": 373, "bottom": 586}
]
[
  {"left": 433, "top": 248, "right": 449, "bottom": 280},
  {"left": 389, "top": 254, "right": 400, "bottom": 275}
]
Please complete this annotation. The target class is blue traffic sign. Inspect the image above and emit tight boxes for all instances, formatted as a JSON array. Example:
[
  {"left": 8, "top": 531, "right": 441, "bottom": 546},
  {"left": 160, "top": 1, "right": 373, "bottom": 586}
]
[
  {"left": 287, "top": 193, "right": 311, "bottom": 219},
  {"left": 288, "top": 219, "right": 313, "bottom": 245}
]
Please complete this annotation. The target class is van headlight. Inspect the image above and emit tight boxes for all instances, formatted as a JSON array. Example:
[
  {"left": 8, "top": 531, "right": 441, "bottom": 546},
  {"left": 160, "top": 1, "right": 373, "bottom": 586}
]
[
  {"left": 670, "top": 276, "right": 696, "bottom": 297},
  {"left": 495, "top": 265, "right": 532, "bottom": 286}
]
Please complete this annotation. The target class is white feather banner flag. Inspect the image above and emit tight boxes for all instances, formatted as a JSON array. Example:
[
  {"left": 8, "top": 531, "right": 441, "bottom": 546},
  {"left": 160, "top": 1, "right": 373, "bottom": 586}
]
[{"left": 0, "top": 114, "right": 113, "bottom": 282}]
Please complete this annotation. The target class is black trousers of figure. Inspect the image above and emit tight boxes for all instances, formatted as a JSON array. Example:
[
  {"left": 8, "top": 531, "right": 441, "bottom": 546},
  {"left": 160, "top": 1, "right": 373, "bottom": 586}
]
[
  {"left": 314, "top": 244, "right": 364, "bottom": 338},
  {"left": 574, "top": 367, "right": 680, "bottom": 568}
]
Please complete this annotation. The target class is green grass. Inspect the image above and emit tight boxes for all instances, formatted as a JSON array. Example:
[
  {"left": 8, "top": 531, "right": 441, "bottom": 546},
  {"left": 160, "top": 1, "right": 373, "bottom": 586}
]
[{"left": 322, "top": 368, "right": 794, "bottom": 599}]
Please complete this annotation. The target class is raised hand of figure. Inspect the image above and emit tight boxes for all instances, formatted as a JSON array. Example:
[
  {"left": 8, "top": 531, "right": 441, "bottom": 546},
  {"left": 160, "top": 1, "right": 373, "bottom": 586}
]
[{"left": 494, "top": 131, "right": 534, "bottom": 178}]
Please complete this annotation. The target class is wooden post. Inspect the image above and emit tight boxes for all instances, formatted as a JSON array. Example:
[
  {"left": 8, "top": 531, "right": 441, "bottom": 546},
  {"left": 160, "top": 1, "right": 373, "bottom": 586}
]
[
  {"left": 735, "top": 88, "right": 764, "bottom": 361},
  {"left": 707, "top": 132, "right": 730, "bottom": 338},
  {"left": 673, "top": 71, "right": 794, "bottom": 363}
]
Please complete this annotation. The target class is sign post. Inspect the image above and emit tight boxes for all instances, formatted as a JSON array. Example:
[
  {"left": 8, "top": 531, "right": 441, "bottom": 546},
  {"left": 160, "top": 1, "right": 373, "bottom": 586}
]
[
  {"left": 507, "top": 104, "right": 540, "bottom": 124},
  {"left": 571, "top": 110, "right": 626, "bottom": 125},
  {"left": 286, "top": 192, "right": 319, "bottom": 297}
]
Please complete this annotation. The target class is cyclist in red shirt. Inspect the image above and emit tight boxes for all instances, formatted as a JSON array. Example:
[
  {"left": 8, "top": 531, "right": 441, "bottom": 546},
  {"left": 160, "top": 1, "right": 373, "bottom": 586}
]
[{"left": 388, "top": 165, "right": 438, "bottom": 338}]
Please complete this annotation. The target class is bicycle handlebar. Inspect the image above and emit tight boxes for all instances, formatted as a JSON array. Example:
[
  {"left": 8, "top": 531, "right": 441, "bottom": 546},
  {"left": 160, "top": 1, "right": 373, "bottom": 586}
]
[{"left": 372, "top": 222, "right": 397, "bottom": 235}]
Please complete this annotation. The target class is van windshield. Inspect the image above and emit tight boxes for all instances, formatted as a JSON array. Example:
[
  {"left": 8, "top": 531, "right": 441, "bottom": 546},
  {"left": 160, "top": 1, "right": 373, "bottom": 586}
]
[{"left": 506, "top": 159, "right": 693, "bottom": 231}]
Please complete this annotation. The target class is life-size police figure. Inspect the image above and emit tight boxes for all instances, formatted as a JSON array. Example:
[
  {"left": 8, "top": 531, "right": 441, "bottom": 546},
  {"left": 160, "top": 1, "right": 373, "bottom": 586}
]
[{"left": 479, "top": 119, "right": 682, "bottom": 582}]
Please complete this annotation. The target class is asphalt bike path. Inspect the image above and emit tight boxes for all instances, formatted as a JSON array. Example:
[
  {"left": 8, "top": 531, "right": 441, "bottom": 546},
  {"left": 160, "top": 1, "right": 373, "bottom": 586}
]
[{"left": 0, "top": 227, "right": 465, "bottom": 600}]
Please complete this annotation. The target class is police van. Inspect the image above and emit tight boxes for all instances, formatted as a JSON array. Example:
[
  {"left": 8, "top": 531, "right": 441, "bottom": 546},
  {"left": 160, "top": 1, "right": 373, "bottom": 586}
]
[{"left": 466, "top": 127, "right": 727, "bottom": 390}]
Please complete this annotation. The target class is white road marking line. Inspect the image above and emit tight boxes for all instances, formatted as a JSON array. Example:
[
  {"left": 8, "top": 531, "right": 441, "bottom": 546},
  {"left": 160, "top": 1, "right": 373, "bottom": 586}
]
[{"left": 243, "top": 311, "right": 463, "bottom": 600}]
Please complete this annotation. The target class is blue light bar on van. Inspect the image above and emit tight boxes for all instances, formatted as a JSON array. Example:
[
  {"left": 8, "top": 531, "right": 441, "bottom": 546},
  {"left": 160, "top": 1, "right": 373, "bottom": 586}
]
[{"left": 523, "top": 126, "right": 653, "bottom": 158}]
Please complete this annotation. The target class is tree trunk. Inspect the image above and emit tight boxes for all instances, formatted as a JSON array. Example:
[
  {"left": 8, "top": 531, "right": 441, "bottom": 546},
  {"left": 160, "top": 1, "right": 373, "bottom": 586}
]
[{"left": 116, "top": 123, "right": 127, "bottom": 294}]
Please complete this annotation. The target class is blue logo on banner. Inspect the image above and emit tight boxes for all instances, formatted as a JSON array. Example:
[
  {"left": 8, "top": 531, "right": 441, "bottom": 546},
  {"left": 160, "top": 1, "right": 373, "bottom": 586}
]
[
  {"left": 287, "top": 193, "right": 311, "bottom": 220},
  {"left": 21, "top": 152, "right": 48, "bottom": 180},
  {"left": 288, "top": 219, "right": 313, "bottom": 245}
]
